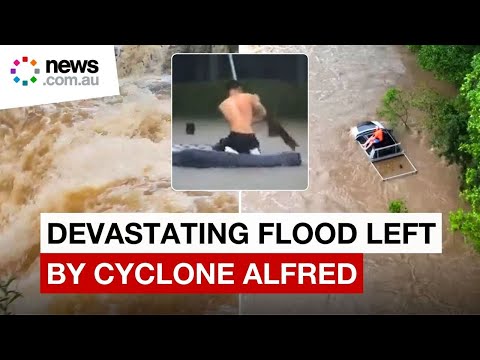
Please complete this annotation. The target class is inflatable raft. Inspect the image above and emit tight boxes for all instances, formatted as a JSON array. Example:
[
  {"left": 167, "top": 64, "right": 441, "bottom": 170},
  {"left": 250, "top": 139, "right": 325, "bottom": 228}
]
[{"left": 172, "top": 144, "right": 302, "bottom": 168}]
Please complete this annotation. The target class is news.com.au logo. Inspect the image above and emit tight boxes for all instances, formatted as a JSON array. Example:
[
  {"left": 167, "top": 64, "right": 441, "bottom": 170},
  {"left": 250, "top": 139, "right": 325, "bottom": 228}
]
[{"left": 10, "top": 56, "right": 99, "bottom": 87}]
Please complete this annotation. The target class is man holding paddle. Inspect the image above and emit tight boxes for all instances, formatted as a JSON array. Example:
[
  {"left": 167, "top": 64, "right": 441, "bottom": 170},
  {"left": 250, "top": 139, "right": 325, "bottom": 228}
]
[
  {"left": 213, "top": 80, "right": 266, "bottom": 154},
  {"left": 214, "top": 80, "right": 298, "bottom": 154}
]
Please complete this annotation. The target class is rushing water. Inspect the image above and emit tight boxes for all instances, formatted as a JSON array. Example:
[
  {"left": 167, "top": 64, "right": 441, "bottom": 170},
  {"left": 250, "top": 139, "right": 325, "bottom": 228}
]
[
  {"left": 3, "top": 45, "right": 479, "bottom": 315},
  {"left": 0, "top": 45, "right": 239, "bottom": 314},
  {"left": 240, "top": 45, "right": 480, "bottom": 314}
]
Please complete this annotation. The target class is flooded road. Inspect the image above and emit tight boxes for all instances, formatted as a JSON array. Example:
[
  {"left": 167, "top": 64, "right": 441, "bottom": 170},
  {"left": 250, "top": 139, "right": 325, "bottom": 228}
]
[
  {"left": 172, "top": 118, "right": 308, "bottom": 191},
  {"left": 240, "top": 45, "right": 480, "bottom": 314}
]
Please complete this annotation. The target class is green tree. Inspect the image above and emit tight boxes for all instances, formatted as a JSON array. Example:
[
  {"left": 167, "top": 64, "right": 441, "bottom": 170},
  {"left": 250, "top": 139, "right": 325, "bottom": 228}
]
[
  {"left": 378, "top": 85, "right": 471, "bottom": 169},
  {"left": 407, "top": 45, "right": 480, "bottom": 252},
  {"left": 413, "top": 45, "right": 480, "bottom": 86},
  {"left": 414, "top": 89, "right": 471, "bottom": 167},
  {"left": 406, "top": 45, "right": 422, "bottom": 53},
  {"left": 450, "top": 208, "right": 480, "bottom": 251},
  {"left": 377, "top": 88, "right": 414, "bottom": 129},
  {"left": 449, "top": 53, "right": 480, "bottom": 251},
  {"left": 388, "top": 199, "right": 408, "bottom": 213}
]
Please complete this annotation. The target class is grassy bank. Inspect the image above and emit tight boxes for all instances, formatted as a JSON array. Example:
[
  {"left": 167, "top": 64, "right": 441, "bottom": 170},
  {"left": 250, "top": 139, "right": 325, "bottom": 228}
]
[
  {"left": 389, "top": 46, "right": 480, "bottom": 252},
  {"left": 172, "top": 79, "right": 308, "bottom": 119}
]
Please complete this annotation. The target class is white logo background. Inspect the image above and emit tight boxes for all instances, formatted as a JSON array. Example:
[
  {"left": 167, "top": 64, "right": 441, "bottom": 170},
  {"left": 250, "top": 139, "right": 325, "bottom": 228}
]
[{"left": 0, "top": 45, "right": 119, "bottom": 110}]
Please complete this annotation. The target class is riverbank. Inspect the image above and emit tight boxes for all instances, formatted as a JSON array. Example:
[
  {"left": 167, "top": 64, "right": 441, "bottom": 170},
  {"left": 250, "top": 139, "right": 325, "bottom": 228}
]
[
  {"left": 240, "top": 45, "right": 480, "bottom": 314},
  {"left": 397, "top": 46, "right": 480, "bottom": 253}
]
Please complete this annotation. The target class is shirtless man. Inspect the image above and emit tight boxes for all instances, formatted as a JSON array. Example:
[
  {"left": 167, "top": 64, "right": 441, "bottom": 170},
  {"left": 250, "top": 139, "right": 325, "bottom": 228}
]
[{"left": 213, "top": 80, "right": 267, "bottom": 155}]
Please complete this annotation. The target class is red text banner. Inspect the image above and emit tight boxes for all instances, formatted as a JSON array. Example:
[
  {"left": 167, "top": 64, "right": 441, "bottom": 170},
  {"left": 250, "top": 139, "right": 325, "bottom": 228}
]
[{"left": 40, "top": 253, "right": 364, "bottom": 294}]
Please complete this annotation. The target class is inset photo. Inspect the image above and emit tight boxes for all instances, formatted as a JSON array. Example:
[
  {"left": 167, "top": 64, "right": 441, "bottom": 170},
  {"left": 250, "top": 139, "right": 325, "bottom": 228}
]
[{"left": 171, "top": 53, "right": 309, "bottom": 191}]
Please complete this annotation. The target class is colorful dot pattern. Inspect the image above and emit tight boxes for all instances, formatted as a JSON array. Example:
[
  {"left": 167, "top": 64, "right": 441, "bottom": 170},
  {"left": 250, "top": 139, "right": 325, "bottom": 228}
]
[{"left": 11, "top": 56, "right": 39, "bottom": 86}]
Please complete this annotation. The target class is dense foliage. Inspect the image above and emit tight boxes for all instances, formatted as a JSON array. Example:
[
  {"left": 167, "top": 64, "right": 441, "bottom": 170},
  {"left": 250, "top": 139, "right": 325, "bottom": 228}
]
[
  {"left": 388, "top": 199, "right": 408, "bottom": 213},
  {"left": 417, "top": 91, "right": 471, "bottom": 167},
  {"left": 378, "top": 86, "right": 470, "bottom": 167},
  {"left": 450, "top": 53, "right": 480, "bottom": 251},
  {"left": 406, "top": 46, "right": 480, "bottom": 251},
  {"left": 411, "top": 45, "right": 480, "bottom": 86},
  {"left": 377, "top": 88, "right": 414, "bottom": 129}
]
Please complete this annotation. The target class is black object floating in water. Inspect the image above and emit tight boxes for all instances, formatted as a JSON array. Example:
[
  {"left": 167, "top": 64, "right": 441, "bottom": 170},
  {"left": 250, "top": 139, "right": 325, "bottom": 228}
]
[
  {"left": 186, "top": 123, "right": 195, "bottom": 135},
  {"left": 266, "top": 113, "right": 299, "bottom": 151}
]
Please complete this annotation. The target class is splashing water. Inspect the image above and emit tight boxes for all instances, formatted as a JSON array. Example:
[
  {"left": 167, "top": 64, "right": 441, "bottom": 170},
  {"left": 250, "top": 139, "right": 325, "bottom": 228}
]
[{"left": 0, "top": 45, "right": 239, "bottom": 314}]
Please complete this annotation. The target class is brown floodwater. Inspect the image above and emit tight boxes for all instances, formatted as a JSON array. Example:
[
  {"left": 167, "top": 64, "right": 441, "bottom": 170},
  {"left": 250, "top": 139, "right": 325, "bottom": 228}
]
[
  {"left": 0, "top": 45, "right": 239, "bottom": 314},
  {"left": 240, "top": 45, "right": 480, "bottom": 314},
  {"left": 3, "top": 45, "right": 479, "bottom": 315}
]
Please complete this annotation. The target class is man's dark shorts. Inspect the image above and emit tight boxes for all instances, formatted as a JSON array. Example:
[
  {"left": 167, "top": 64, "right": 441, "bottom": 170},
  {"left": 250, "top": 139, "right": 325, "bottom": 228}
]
[{"left": 213, "top": 132, "right": 260, "bottom": 154}]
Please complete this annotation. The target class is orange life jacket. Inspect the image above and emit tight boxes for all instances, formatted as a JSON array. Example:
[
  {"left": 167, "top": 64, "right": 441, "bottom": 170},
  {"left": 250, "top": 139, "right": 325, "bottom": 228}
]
[{"left": 374, "top": 129, "right": 384, "bottom": 141}]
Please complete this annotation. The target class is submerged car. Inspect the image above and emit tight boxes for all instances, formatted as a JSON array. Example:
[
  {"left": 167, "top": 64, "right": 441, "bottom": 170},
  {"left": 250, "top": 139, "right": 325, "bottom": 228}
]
[{"left": 351, "top": 120, "right": 404, "bottom": 162}]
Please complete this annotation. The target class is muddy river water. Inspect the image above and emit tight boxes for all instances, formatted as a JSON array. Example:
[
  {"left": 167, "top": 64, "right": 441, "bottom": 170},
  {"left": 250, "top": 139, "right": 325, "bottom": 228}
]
[
  {"left": 0, "top": 46, "right": 239, "bottom": 314},
  {"left": 240, "top": 45, "right": 480, "bottom": 314},
  {"left": 2, "top": 45, "right": 480, "bottom": 314}
]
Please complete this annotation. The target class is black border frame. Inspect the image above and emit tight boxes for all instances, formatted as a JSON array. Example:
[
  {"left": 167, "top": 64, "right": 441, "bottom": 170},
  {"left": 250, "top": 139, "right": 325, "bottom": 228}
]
[{"left": 1, "top": 7, "right": 478, "bottom": 44}]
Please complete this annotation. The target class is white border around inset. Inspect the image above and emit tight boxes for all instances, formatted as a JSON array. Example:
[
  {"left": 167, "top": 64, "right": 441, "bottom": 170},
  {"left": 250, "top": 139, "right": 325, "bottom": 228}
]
[{"left": 169, "top": 52, "right": 310, "bottom": 193}]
